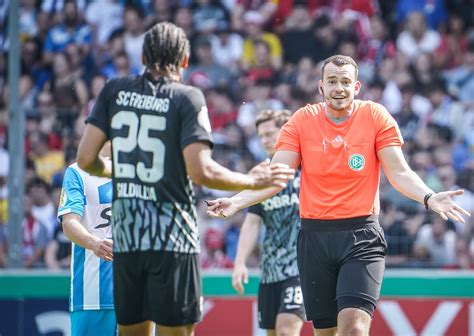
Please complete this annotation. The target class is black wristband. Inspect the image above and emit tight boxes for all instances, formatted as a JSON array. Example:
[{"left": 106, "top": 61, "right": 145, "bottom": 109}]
[{"left": 424, "top": 193, "right": 434, "bottom": 209}]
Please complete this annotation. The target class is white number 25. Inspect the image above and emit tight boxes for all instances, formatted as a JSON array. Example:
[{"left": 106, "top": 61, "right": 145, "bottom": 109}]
[{"left": 111, "top": 111, "right": 166, "bottom": 183}]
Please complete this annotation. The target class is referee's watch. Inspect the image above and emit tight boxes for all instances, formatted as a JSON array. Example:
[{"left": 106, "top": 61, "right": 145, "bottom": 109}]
[{"left": 423, "top": 193, "right": 435, "bottom": 209}]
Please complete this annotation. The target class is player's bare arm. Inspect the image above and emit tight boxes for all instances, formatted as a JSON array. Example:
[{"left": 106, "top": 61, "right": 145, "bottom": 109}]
[
  {"left": 206, "top": 150, "right": 300, "bottom": 218},
  {"left": 378, "top": 146, "right": 470, "bottom": 223},
  {"left": 62, "top": 213, "right": 113, "bottom": 261},
  {"left": 232, "top": 213, "right": 262, "bottom": 294},
  {"left": 77, "top": 124, "right": 111, "bottom": 178},
  {"left": 183, "top": 142, "right": 296, "bottom": 191}
]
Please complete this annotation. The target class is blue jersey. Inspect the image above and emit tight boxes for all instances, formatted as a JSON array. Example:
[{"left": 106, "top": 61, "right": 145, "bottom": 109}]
[{"left": 57, "top": 163, "right": 114, "bottom": 311}]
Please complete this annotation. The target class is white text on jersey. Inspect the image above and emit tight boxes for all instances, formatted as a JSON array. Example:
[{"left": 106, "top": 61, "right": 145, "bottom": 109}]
[
  {"left": 262, "top": 193, "right": 299, "bottom": 212},
  {"left": 116, "top": 91, "right": 170, "bottom": 113},
  {"left": 117, "top": 182, "right": 157, "bottom": 201}
]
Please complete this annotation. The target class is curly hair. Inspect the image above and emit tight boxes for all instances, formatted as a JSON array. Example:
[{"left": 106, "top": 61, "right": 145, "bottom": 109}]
[{"left": 142, "top": 22, "right": 190, "bottom": 74}]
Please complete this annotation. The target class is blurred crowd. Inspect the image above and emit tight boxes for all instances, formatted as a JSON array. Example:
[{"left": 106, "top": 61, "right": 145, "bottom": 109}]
[{"left": 0, "top": 0, "right": 473, "bottom": 270}]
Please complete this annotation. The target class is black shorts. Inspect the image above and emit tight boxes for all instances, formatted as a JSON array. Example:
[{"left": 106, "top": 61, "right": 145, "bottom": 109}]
[
  {"left": 297, "top": 215, "right": 387, "bottom": 329},
  {"left": 114, "top": 251, "right": 202, "bottom": 326},
  {"left": 258, "top": 276, "right": 306, "bottom": 329}
]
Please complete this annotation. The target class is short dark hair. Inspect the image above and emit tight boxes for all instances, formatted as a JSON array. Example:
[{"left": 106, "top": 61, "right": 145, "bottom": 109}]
[
  {"left": 321, "top": 55, "right": 359, "bottom": 79},
  {"left": 255, "top": 109, "right": 292, "bottom": 129},
  {"left": 142, "top": 22, "right": 190, "bottom": 73}
]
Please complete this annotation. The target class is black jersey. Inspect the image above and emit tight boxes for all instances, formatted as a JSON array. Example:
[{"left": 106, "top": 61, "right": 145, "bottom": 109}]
[
  {"left": 248, "top": 171, "right": 300, "bottom": 283},
  {"left": 87, "top": 74, "right": 213, "bottom": 253}
]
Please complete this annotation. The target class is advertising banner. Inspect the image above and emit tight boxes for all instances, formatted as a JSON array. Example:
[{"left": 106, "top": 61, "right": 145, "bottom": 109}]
[{"left": 1, "top": 297, "right": 471, "bottom": 336}]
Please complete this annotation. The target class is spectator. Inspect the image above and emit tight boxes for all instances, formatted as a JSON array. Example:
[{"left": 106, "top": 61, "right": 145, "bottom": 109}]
[
  {"left": 36, "top": 91, "right": 62, "bottom": 147},
  {"left": 311, "top": 14, "right": 339, "bottom": 64},
  {"left": 44, "top": 187, "right": 71, "bottom": 270},
  {"left": 22, "top": 195, "right": 49, "bottom": 268},
  {"left": 44, "top": 220, "right": 71, "bottom": 270},
  {"left": 241, "top": 11, "right": 283, "bottom": 72},
  {"left": 396, "top": 0, "right": 447, "bottom": 30},
  {"left": 85, "top": 0, "right": 124, "bottom": 45},
  {"left": 443, "top": 40, "right": 474, "bottom": 106},
  {"left": 209, "top": 23, "right": 244, "bottom": 73},
  {"left": 426, "top": 82, "right": 466, "bottom": 140},
  {"left": 191, "top": 0, "right": 229, "bottom": 34},
  {"left": 201, "top": 228, "right": 234, "bottom": 269},
  {"left": 394, "top": 83, "right": 421, "bottom": 142},
  {"left": 434, "top": 14, "right": 469, "bottom": 70},
  {"left": 27, "top": 177, "right": 57, "bottom": 238},
  {"left": 28, "top": 131, "right": 65, "bottom": 184},
  {"left": 365, "top": 15, "right": 397, "bottom": 67},
  {"left": 396, "top": 11, "right": 441, "bottom": 62},
  {"left": 122, "top": 5, "right": 146, "bottom": 72},
  {"left": 43, "top": 0, "right": 92, "bottom": 65},
  {"left": 280, "top": 4, "right": 317, "bottom": 65},
  {"left": 413, "top": 215, "right": 457, "bottom": 267},
  {"left": 102, "top": 51, "right": 140, "bottom": 80},
  {"left": 173, "top": 6, "right": 194, "bottom": 37},
  {"left": 184, "top": 36, "right": 234, "bottom": 89},
  {"left": 380, "top": 201, "right": 407, "bottom": 262},
  {"left": 206, "top": 89, "right": 238, "bottom": 131}
]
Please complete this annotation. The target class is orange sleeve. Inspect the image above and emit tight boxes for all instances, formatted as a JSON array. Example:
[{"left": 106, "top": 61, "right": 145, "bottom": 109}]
[
  {"left": 275, "top": 109, "right": 301, "bottom": 154},
  {"left": 372, "top": 102, "right": 404, "bottom": 152}
]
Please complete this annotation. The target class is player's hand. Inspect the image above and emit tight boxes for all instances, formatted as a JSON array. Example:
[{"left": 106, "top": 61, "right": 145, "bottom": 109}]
[
  {"left": 232, "top": 263, "right": 249, "bottom": 295},
  {"left": 428, "top": 190, "right": 471, "bottom": 223},
  {"left": 206, "top": 199, "right": 239, "bottom": 218},
  {"left": 248, "top": 159, "right": 295, "bottom": 189},
  {"left": 91, "top": 238, "right": 113, "bottom": 261}
]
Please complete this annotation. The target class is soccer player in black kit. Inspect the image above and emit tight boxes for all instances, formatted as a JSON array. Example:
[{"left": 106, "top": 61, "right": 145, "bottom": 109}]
[{"left": 76, "top": 22, "right": 295, "bottom": 336}]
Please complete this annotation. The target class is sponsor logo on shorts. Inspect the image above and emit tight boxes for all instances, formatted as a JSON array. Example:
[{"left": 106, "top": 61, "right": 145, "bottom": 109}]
[{"left": 285, "top": 304, "right": 301, "bottom": 310}]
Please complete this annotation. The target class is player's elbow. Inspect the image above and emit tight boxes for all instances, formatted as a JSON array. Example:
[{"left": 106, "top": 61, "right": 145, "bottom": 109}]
[
  {"left": 76, "top": 151, "right": 95, "bottom": 173},
  {"left": 187, "top": 164, "right": 213, "bottom": 186}
]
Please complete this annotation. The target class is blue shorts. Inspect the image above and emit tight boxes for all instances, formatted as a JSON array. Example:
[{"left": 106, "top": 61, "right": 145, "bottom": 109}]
[{"left": 71, "top": 310, "right": 116, "bottom": 336}]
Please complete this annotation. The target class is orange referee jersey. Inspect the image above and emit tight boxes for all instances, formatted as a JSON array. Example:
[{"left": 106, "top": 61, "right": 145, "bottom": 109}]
[{"left": 275, "top": 100, "right": 403, "bottom": 220}]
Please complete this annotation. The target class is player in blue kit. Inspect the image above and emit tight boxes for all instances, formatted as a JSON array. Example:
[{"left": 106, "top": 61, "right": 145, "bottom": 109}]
[
  {"left": 232, "top": 110, "right": 305, "bottom": 336},
  {"left": 57, "top": 144, "right": 115, "bottom": 336}
]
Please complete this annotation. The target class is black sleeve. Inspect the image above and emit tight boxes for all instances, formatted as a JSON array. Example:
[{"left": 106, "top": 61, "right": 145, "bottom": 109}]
[
  {"left": 179, "top": 87, "right": 214, "bottom": 149},
  {"left": 248, "top": 203, "right": 263, "bottom": 217},
  {"left": 86, "top": 78, "right": 118, "bottom": 138}
]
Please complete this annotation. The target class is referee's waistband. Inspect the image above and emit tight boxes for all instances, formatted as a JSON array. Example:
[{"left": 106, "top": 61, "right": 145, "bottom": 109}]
[{"left": 300, "top": 215, "right": 379, "bottom": 232}]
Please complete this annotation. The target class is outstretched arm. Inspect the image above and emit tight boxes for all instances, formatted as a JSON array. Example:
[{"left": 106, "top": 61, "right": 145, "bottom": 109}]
[
  {"left": 184, "top": 143, "right": 296, "bottom": 191},
  {"left": 232, "top": 213, "right": 262, "bottom": 294},
  {"left": 378, "top": 146, "right": 470, "bottom": 223},
  {"left": 207, "top": 150, "right": 300, "bottom": 218}
]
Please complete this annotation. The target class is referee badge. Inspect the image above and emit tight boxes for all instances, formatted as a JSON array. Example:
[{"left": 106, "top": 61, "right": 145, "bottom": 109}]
[{"left": 348, "top": 154, "right": 365, "bottom": 171}]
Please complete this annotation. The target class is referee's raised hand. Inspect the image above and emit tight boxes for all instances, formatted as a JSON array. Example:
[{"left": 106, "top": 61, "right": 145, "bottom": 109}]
[{"left": 427, "top": 189, "right": 471, "bottom": 223}]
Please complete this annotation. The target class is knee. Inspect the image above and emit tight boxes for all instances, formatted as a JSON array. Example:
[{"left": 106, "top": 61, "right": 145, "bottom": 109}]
[
  {"left": 339, "top": 322, "right": 368, "bottom": 336},
  {"left": 276, "top": 325, "right": 296, "bottom": 336}
]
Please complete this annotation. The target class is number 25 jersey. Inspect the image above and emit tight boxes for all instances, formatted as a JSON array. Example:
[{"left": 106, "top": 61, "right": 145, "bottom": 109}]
[{"left": 86, "top": 74, "right": 213, "bottom": 254}]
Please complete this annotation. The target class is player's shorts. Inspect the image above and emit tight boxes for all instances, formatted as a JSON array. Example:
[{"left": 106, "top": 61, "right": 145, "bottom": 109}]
[
  {"left": 114, "top": 251, "right": 202, "bottom": 327},
  {"left": 71, "top": 310, "right": 116, "bottom": 336},
  {"left": 297, "top": 215, "right": 387, "bottom": 329},
  {"left": 258, "top": 276, "right": 306, "bottom": 329}
]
